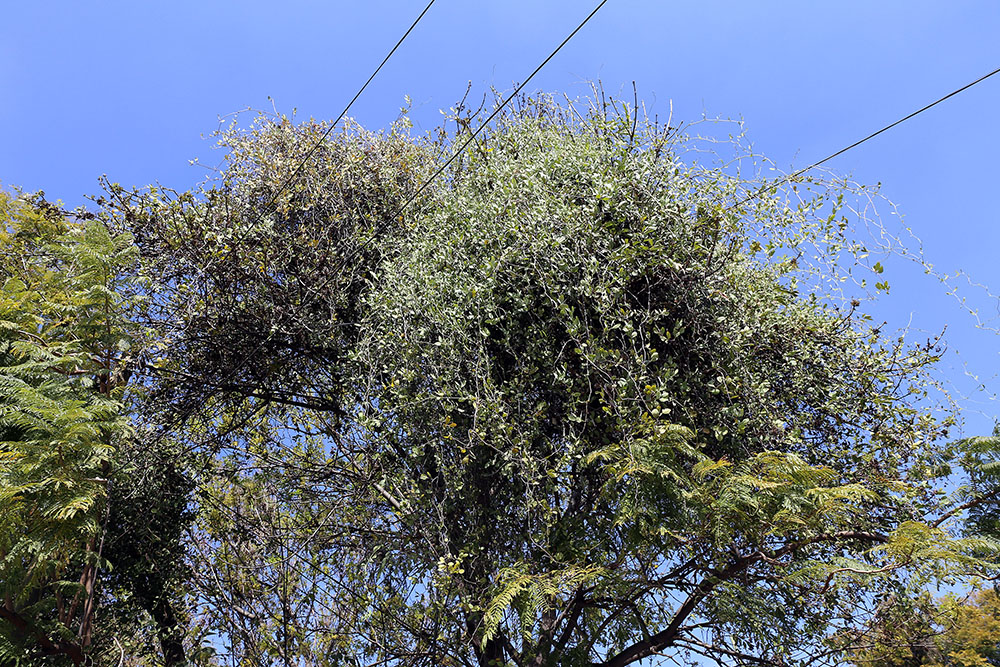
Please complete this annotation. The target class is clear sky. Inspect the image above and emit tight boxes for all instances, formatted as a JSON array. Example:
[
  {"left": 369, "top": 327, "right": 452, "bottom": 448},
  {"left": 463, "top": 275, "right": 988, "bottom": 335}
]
[{"left": 3, "top": 0, "right": 999, "bottom": 436}]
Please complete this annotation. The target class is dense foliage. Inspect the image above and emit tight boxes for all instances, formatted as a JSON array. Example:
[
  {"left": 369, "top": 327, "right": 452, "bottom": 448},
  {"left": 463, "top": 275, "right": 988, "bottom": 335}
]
[
  {"left": 4, "top": 94, "right": 1000, "bottom": 665},
  {"left": 0, "top": 193, "right": 134, "bottom": 663},
  {"left": 849, "top": 589, "right": 1000, "bottom": 666}
]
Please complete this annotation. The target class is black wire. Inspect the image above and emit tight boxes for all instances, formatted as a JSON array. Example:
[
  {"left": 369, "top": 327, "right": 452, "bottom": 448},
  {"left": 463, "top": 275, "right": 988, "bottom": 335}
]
[{"left": 731, "top": 64, "right": 1000, "bottom": 210}]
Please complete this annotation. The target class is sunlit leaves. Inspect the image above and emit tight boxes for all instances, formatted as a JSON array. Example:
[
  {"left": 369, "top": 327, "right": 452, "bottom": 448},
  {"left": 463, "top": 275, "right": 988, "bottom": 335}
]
[{"left": 0, "top": 190, "right": 134, "bottom": 660}]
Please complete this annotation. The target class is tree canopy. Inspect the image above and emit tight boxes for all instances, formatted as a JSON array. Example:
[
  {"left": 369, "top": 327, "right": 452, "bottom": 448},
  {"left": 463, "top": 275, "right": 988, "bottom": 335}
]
[{"left": 3, "top": 94, "right": 1000, "bottom": 666}]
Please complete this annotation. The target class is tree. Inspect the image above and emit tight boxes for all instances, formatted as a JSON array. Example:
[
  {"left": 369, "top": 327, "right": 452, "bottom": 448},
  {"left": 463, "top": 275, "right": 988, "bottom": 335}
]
[
  {"left": 936, "top": 590, "right": 1000, "bottom": 667},
  {"left": 0, "top": 190, "right": 197, "bottom": 666},
  {"left": 847, "top": 589, "right": 1000, "bottom": 666},
  {"left": 99, "top": 437, "right": 196, "bottom": 666},
  {"left": 0, "top": 191, "right": 134, "bottom": 663},
  {"left": 99, "top": 93, "right": 1000, "bottom": 667}
]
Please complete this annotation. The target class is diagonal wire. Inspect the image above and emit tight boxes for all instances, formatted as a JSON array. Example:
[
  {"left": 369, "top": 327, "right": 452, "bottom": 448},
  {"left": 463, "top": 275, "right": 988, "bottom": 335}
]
[{"left": 728, "top": 64, "right": 1000, "bottom": 211}]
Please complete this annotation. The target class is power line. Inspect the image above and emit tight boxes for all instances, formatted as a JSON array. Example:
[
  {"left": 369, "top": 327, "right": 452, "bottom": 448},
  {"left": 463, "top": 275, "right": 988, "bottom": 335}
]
[
  {"left": 731, "top": 64, "right": 1000, "bottom": 210},
  {"left": 249, "top": 0, "right": 438, "bottom": 230}
]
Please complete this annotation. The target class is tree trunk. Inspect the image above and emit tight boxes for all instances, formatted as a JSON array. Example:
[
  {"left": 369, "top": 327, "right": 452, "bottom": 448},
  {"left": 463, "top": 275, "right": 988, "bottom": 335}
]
[{"left": 150, "top": 596, "right": 187, "bottom": 666}]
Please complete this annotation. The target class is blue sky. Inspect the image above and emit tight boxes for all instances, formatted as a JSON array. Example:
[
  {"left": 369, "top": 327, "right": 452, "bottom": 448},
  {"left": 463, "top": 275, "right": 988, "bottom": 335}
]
[{"left": 3, "top": 0, "right": 999, "bottom": 436}]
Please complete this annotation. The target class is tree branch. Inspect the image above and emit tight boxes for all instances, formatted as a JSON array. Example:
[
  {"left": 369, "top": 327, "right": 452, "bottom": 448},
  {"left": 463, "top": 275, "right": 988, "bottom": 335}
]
[
  {"left": 595, "top": 530, "right": 888, "bottom": 667},
  {"left": 0, "top": 606, "right": 86, "bottom": 665}
]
